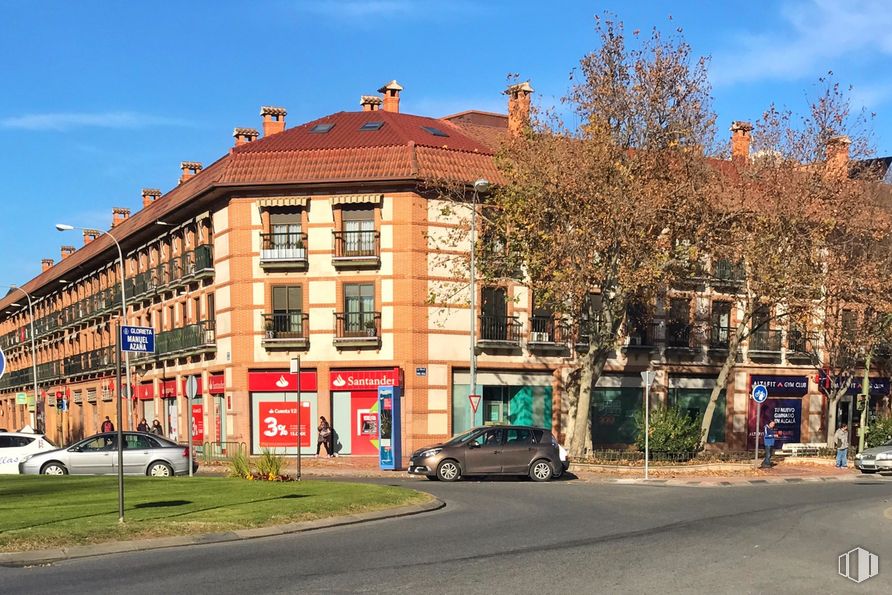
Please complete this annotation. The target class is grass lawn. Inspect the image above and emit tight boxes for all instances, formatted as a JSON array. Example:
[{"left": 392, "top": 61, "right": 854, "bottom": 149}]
[{"left": 0, "top": 476, "right": 430, "bottom": 553}]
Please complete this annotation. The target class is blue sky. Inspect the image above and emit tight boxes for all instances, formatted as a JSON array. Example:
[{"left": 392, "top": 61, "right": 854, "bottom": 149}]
[{"left": 2, "top": 0, "right": 891, "bottom": 286}]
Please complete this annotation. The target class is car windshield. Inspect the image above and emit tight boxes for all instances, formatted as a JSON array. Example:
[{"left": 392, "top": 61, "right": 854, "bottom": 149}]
[{"left": 445, "top": 428, "right": 484, "bottom": 446}]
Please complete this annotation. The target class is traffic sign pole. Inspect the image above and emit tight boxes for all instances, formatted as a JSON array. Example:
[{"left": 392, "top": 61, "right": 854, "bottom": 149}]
[
  {"left": 751, "top": 384, "right": 768, "bottom": 469},
  {"left": 186, "top": 375, "right": 198, "bottom": 478},
  {"left": 291, "top": 357, "right": 301, "bottom": 481},
  {"left": 754, "top": 402, "right": 761, "bottom": 469},
  {"left": 115, "top": 322, "right": 125, "bottom": 523}
]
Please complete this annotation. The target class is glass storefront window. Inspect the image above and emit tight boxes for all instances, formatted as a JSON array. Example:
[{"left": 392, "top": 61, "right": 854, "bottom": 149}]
[{"left": 669, "top": 388, "right": 726, "bottom": 443}]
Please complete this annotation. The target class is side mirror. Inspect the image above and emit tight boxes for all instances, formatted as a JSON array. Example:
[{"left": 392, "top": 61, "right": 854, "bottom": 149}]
[
  {"left": 469, "top": 441, "right": 481, "bottom": 449},
  {"left": 68, "top": 446, "right": 80, "bottom": 453}
]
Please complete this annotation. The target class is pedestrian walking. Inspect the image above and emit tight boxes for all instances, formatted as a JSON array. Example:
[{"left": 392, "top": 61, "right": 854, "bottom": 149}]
[
  {"left": 317, "top": 416, "right": 333, "bottom": 457},
  {"left": 137, "top": 418, "right": 149, "bottom": 432},
  {"left": 761, "top": 420, "right": 777, "bottom": 468},
  {"left": 834, "top": 424, "right": 849, "bottom": 468},
  {"left": 101, "top": 416, "right": 114, "bottom": 433},
  {"left": 150, "top": 419, "right": 164, "bottom": 435}
]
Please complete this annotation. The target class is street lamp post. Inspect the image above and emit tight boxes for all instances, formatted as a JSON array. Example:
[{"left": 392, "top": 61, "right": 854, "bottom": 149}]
[
  {"left": 640, "top": 370, "right": 656, "bottom": 480},
  {"left": 469, "top": 179, "right": 490, "bottom": 412},
  {"left": 55, "top": 224, "right": 133, "bottom": 429},
  {"left": 3, "top": 286, "right": 39, "bottom": 431}
]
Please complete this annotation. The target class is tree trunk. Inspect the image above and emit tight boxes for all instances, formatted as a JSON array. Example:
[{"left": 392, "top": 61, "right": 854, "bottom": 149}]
[
  {"left": 699, "top": 316, "right": 747, "bottom": 445},
  {"left": 567, "top": 346, "right": 610, "bottom": 459}
]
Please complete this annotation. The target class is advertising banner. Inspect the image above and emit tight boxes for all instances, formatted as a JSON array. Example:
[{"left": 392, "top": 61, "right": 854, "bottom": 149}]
[
  {"left": 208, "top": 373, "right": 225, "bottom": 395},
  {"left": 192, "top": 404, "right": 204, "bottom": 443},
  {"left": 258, "top": 401, "right": 311, "bottom": 448},
  {"left": 749, "top": 375, "right": 809, "bottom": 395},
  {"left": 330, "top": 368, "right": 400, "bottom": 390},
  {"left": 747, "top": 398, "right": 802, "bottom": 449},
  {"left": 249, "top": 371, "right": 318, "bottom": 392}
]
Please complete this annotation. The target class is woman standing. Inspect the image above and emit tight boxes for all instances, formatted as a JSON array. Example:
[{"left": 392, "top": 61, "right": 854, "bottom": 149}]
[
  {"left": 137, "top": 418, "right": 149, "bottom": 432},
  {"left": 317, "top": 416, "right": 333, "bottom": 457},
  {"left": 150, "top": 419, "right": 164, "bottom": 436}
]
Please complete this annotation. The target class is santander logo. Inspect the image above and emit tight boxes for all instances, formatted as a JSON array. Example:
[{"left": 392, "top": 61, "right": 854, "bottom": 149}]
[
  {"left": 275, "top": 375, "right": 289, "bottom": 388},
  {"left": 332, "top": 375, "right": 347, "bottom": 388},
  {"left": 330, "top": 369, "right": 399, "bottom": 390}
]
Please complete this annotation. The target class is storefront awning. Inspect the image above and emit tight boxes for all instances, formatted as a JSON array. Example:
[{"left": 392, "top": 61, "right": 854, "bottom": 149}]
[
  {"left": 257, "top": 196, "right": 309, "bottom": 208},
  {"left": 330, "top": 193, "right": 383, "bottom": 206}
]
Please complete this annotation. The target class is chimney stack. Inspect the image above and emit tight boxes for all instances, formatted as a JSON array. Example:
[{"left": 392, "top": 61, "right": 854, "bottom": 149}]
[
  {"left": 260, "top": 106, "right": 287, "bottom": 137},
  {"left": 82, "top": 229, "right": 100, "bottom": 245},
  {"left": 378, "top": 80, "right": 403, "bottom": 113},
  {"left": 730, "top": 121, "right": 753, "bottom": 164},
  {"left": 506, "top": 81, "right": 534, "bottom": 137},
  {"left": 360, "top": 95, "right": 383, "bottom": 112},
  {"left": 61, "top": 246, "right": 75, "bottom": 260},
  {"left": 233, "top": 127, "right": 259, "bottom": 146},
  {"left": 111, "top": 207, "right": 131, "bottom": 228},
  {"left": 826, "top": 135, "right": 851, "bottom": 176},
  {"left": 142, "top": 188, "right": 161, "bottom": 208},
  {"left": 41, "top": 258, "right": 54, "bottom": 272},
  {"left": 179, "top": 161, "right": 203, "bottom": 184}
]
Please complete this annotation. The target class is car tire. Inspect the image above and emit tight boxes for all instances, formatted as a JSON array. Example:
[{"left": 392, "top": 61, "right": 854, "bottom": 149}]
[
  {"left": 529, "top": 459, "right": 554, "bottom": 482},
  {"left": 147, "top": 461, "right": 174, "bottom": 477},
  {"left": 41, "top": 462, "right": 67, "bottom": 475},
  {"left": 425, "top": 475, "right": 440, "bottom": 481},
  {"left": 436, "top": 459, "right": 462, "bottom": 482}
]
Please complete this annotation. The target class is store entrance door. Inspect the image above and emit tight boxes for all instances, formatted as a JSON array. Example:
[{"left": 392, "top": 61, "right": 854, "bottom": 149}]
[{"left": 482, "top": 386, "right": 508, "bottom": 424}]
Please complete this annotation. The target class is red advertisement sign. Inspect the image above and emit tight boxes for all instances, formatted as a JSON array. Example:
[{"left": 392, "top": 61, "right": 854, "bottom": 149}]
[
  {"left": 192, "top": 404, "right": 204, "bottom": 442},
  {"left": 161, "top": 379, "right": 177, "bottom": 398},
  {"left": 258, "top": 401, "right": 311, "bottom": 447},
  {"left": 137, "top": 383, "right": 154, "bottom": 401},
  {"left": 249, "top": 371, "right": 318, "bottom": 392},
  {"left": 329, "top": 368, "right": 400, "bottom": 390},
  {"left": 208, "top": 373, "right": 225, "bottom": 394}
]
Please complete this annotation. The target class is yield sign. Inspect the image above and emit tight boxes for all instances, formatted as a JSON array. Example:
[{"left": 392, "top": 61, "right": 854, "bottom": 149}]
[{"left": 469, "top": 394, "right": 481, "bottom": 413}]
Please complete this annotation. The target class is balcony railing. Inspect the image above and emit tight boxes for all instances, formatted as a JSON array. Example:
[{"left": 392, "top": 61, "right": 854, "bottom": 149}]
[
  {"left": 749, "top": 329, "right": 782, "bottom": 353},
  {"left": 478, "top": 315, "right": 522, "bottom": 347},
  {"left": 626, "top": 321, "right": 660, "bottom": 348},
  {"left": 528, "top": 315, "right": 569, "bottom": 347},
  {"left": 262, "top": 312, "right": 309, "bottom": 345},
  {"left": 153, "top": 320, "right": 216, "bottom": 356},
  {"left": 37, "top": 359, "right": 64, "bottom": 382},
  {"left": 712, "top": 259, "right": 745, "bottom": 284},
  {"left": 666, "top": 322, "right": 693, "bottom": 349},
  {"left": 65, "top": 346, "right": 115, "bottom": 377},
  {"left": 0, "top": 367, "right": 33, "bottom": 390},
  {"left": 333, "top": 230, "right": 380, "bottom": 265},
  {"left": 334, "top": 311, "right": 381, "bottom": 346},
  {"left": 710, "top": 324, "right": 731, "bottom": 349},
  {"left": 260, "top": 232, "right": 308, "bottom": 267},
  {"left": 127, "top": 245, "right": 214, "bottom": 299}
]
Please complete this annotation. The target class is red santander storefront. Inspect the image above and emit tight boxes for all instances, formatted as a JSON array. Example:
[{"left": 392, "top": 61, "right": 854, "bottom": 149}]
[
  {"left": 330, "top": 368, "right": 401, "bottom": 456},
  {"left": 248, "top": 369, "right": 318, "bottom": 455}
]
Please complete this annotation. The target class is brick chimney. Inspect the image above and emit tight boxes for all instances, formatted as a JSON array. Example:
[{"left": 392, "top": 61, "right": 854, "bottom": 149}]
[
  {"left": 826, "top": 135, "right": 851, "bottom": 176},
  {"left": 61, "top": 246, "right": 75, "bottom": 260},
  {"left": 41, "top": 258, "right": 54, "bottom": 272},
  {"left": 730, "top": 121, "right": 753, "bottom": 164},
  {"left": 179, "top": 161, "right": 203, "bottom": 184},
  {"left": 82, "top": 229, "right": 100, "bottom": 245},
  {"left": 233, "top": 127, "right": 259, "bottom": 146},
  {"left": 142, "top": 188, "right": 161, "bottom": 208},
  {"left": 378, "top": 80, "right": 403, "bottom": 113},
  {"left": 112, "top": 207, "right": 131, "bottom": 228},
  {"left": 360, "top": 95, "right": 383, "bottom": 112},
  {"left": 506, "top": 81, "right": 534, "bottom": 137},
  {"left": 260, "top": 106, "right": 287, "bottom": 137}
]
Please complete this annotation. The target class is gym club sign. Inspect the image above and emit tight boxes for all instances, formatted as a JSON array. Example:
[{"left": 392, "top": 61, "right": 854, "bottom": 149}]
[{"left": 329, "top": 368, "right": 401, "bottom": 391}]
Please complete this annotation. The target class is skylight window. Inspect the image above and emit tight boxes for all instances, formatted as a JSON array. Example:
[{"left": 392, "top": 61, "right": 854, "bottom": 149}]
[
  {"left": 360, "top": 121, "right": 384, "bottom": 131},
  {"left": 311, "top": 123, "right": 335, "bottom": 133},
  {"left": 421, "top": 126, "right": 449, "bottom": 137}
]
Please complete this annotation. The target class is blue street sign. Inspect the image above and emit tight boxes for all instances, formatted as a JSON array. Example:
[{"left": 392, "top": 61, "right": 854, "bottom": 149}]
[
  {"left": 120, "top": 325, "right": 155, "bottom": 353},
  {"left": 0, "top": 345, "right": 6, "bottom": 382},
  {"left": 752, "top": 384, "right": 768, "bottom": 404}
]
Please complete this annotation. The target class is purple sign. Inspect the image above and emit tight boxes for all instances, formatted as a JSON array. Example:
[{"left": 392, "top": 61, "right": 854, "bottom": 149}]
[
  {"left": 747, "top": 398, "right": 802, "bottom": 449},
  {"left": 847, "top": 378, "right": 890, "bottom": 396},
  {"left": 750, "top": 375, "right": 808, "bottom": 395}
]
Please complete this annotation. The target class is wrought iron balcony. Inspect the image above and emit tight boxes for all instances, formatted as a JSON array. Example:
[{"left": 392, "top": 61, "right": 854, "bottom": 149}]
[
  {"left": 65, "top": 346, "right": 115, "bottom": 377},
  {"left": 333, "top": 230, "right": 380, "bottom": 268},
  {"left": 153, "top": 320, "right": 216, "bottom": 356},
  {"left": 478, "top": 315, "right": 522, "bottom": 349},
  {"left": 0, "top": 366, "right": 33, "bottom": 390},
  {"left": 625, "top": 321, "right": 660, "bottom": 349},
  {"left": 528, "top": 315, "right": 570, "bottom": 350},
  {"left": 334, "top": 311, "right": 381, "bottom": 347},
  {"left": 262, "top": 312, "right": 309, "bottom": 349},
  {"left": 666, "top": 322, "right": 693, "bottom": 349},
  {"left": 712, "top": 259, "right": 745, "bottom": 286},
  {"left": 260, "top": 232, "right": 308, "bottom": 270},
  {"left": 749, "top": 329, "right": 782, "bottom": 353},
  {"left": 710, "top": 324, "right": 731, "bottom": 349}
]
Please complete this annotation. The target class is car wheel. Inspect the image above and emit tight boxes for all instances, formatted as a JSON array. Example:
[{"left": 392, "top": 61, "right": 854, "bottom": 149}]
[
  {"left": 436, "top": 460, "right": 462, "bottom": 482},
  {"left": 529, "top": 459, "right": 554, "bottom": 482},
  {"left": 148, "top": 461, "right": 174, "bottom": 477},
  {"left": 41, "top": 462, "right": 68, "bottom": 475}
]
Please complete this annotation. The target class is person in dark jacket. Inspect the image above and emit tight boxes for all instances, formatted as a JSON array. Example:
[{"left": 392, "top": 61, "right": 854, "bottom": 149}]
[
  {"left": 761, "top": 420, "right": 777, "bottom": 468},
  {"left": 101, "top": 416, "right": 114, "bottom": 433},
  {"left": 150, "top": 419, "right": 164, "bottom": 435},
  {"left": 137, "top": 418, "right": 150, "bottom": 432}
]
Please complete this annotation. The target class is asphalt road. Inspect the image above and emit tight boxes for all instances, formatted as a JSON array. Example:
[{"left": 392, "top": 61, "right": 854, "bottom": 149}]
[{"left": 3, "top": 475, "right": 892, "bottom": 594}]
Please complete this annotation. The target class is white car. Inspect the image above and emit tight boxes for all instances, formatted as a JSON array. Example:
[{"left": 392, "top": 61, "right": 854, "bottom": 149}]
[{"left": 0, "top": 432, "right": 56, "bottom": 473}]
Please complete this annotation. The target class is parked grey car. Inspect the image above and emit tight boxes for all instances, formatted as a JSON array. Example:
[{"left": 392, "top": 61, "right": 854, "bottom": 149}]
[
  {"left": 18, "top": 432, "right": 197, "bottom": 477},
  {"left": 854, "top": 439, "right": 892, "bottom": 473},
  {"left": 408, "top": 425, "right": 567, "bottom": 482}
]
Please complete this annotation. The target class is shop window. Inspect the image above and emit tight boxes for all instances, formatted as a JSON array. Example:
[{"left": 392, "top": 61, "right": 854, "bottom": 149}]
[
  {"left": 669, "top": 388, "right": 726, "bottom": 443},
  {"left": 590, "top": 387, "right": 641, "bottom": 445}
]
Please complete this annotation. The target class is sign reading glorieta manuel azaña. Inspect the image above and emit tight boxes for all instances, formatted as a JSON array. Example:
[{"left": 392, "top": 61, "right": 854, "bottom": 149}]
[{"left": 120, "top": 325, "right": 155, "bottom": 353}]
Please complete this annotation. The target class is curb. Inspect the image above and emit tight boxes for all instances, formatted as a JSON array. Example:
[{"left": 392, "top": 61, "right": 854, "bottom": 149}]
[
  {"left": 601, "top": 474, "right": 874, "bottom": 487},
  {"left": 0, "top": 497, "right": 445, "bottom": 567}
]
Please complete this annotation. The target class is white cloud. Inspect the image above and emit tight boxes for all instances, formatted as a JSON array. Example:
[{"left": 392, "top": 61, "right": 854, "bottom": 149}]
[
  {"left": 0, "top": 111, "right": 189, "bottom": 132},
  {"left": 712, "top": 0, "right": 892, "bottom": 86}
]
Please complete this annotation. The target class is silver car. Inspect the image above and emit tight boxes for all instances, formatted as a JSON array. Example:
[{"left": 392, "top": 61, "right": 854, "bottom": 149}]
[
  {"left": 18, "top": 432, "right": 197, "bottom": 477},
  {"left": 854, "top": 439, "right": 892, "bottom": 474}
]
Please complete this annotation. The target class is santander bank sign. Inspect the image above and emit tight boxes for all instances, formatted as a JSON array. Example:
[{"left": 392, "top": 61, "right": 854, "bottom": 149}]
[{"left": 329, "top": 368, "right": 400, "bottom": 391}]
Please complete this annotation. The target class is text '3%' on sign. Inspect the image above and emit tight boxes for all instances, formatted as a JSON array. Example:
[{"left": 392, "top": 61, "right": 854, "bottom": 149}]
[{"left": 120, "top": 325, "right": 155, "bottom": 353}]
